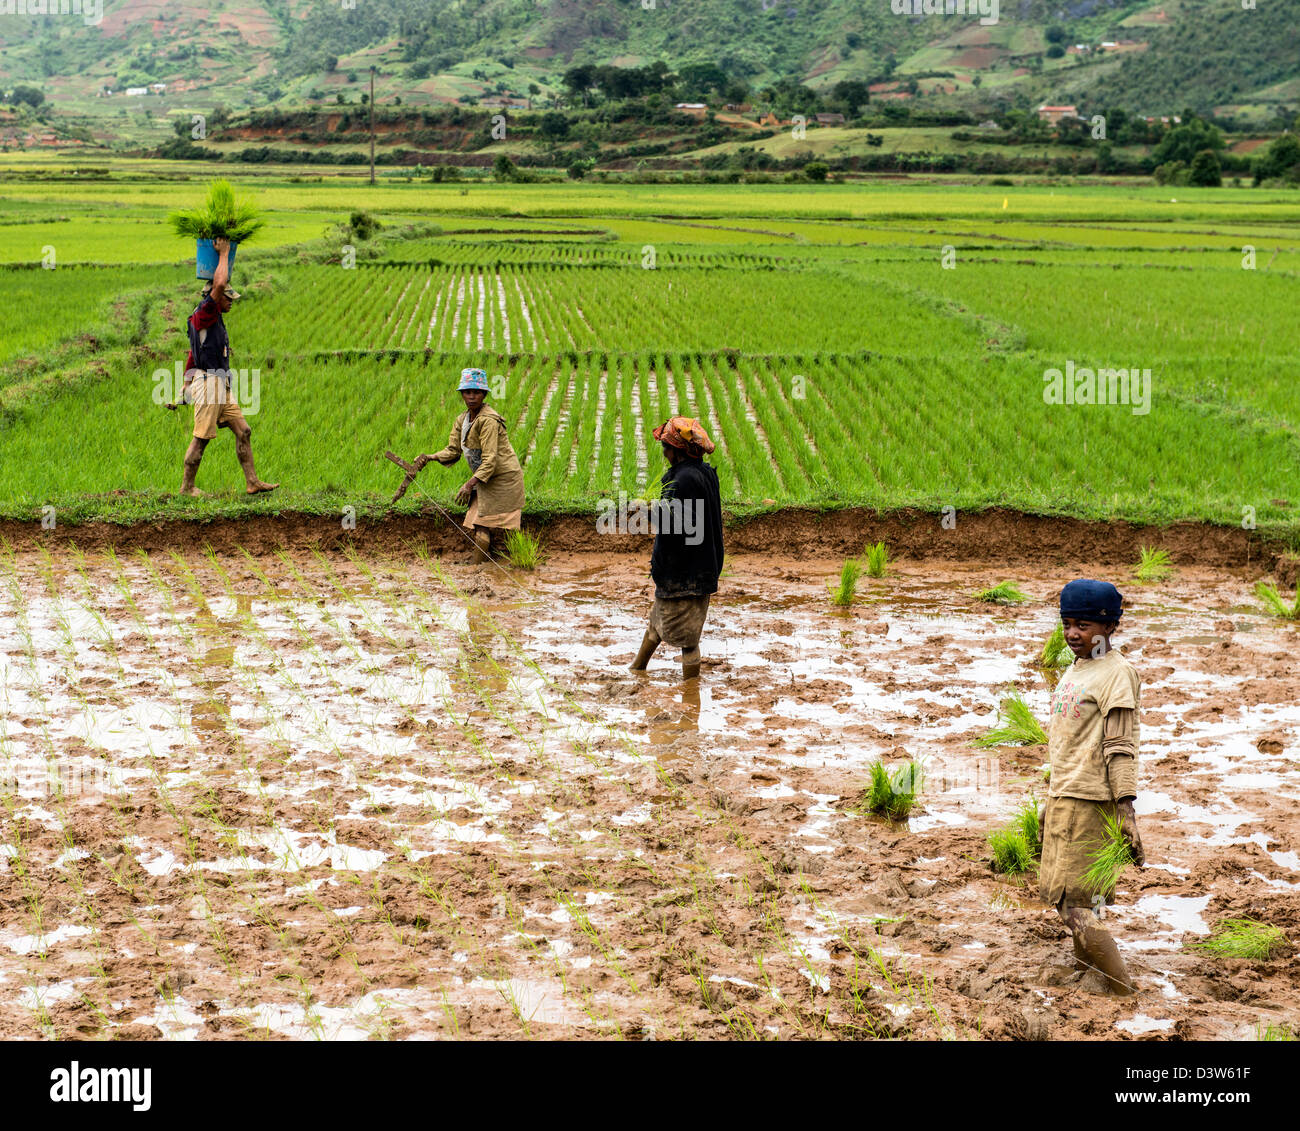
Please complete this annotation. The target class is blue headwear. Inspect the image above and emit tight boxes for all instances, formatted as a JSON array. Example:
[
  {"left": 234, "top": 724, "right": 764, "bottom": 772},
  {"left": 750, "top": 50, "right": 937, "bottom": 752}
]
[
  {"left": 1059, "top": 579, "right": 1124, "bottom": 622},
  {"left": 458, "top": 367, "right": 489, "bottom": 392}
]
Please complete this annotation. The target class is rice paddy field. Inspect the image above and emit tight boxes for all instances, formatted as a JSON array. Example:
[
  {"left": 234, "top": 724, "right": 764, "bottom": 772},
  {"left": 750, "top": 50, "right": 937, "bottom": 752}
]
[{"left": 0, "top": 171, "right": 1298, "bottom": 1044}]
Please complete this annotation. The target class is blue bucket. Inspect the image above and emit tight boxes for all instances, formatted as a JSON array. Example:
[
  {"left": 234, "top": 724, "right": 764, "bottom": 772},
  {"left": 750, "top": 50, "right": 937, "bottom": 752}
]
[{"left": 196, "top": 238, "right": 237, "bottom": 280}]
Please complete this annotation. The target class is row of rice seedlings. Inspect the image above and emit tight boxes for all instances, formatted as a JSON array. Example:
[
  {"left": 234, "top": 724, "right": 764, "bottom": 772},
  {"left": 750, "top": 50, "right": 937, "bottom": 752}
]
[
  {"left": 429, "top": 568, "right": 824, "bottom": 1036},
  {"left": 1134, "top": 545, "right": 1174, "bottom": 583},
  {"left": 973, "top": 580, "right": 1029, "bottom": 605},
  {"left": 433, "top": 558, "right": 962, "bottom": 1037},
  {"left": 151, "top": 555, "right": 362, "bottom": 1029},
  {"left": 1188, "top": 919, "right": 1290, "bottom": 961},
  {"left": 974, "top": 688, "right": 1048, "bottom": 747},
  {"left": 354, "top": 556, "right": 610, "bottom": 1031}
]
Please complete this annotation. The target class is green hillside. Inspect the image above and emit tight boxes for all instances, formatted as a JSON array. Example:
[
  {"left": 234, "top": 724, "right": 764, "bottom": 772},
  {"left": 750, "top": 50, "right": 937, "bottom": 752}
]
[{"left": 0, "top": 0, "right": 1295, "bottom": 134}]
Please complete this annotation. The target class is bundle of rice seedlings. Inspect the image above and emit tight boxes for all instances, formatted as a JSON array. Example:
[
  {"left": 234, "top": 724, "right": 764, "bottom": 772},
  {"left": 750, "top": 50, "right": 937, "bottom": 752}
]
[
  {"left": 1080, "top": 810, "right": 1134, "bottom": 896},
  {"left": 168, "top": 179, "right": 266, "bottom": 244},
  {"left": 1134, "top": 545, "right": 1174, "bottom": 583},
  {"left": 974, "top": 581, "right": 1029, "bottom": 605},
  {"left": 1254, "top": 580, "right": 1300, "bottom": 620},
  {"left": 505, "top": 530, "right": 542, "bottom": 570},
  {"left": 862, "top": 759, "right": 922, "bottom": 821},
  {"left": 988, "top": 826, "right": 1034, "bottom": 875},
  {"left": 1037, "top": 622, "right": 1072, "bottom": 669},
  {"left": 974, "top": 689, "right": 1048, "bottom": 747},
  {"left": 829, "top": 557, "right": 861, "bottom": 606},
  {"left": 1189, "top": 919, "right": 1290, "bottom": 961},
  {"left": 862, "top": 541, "right": 889, "bottom": 579},
  {"left": 1014, "top": 796, "right": 1042, "bottom": 857}
]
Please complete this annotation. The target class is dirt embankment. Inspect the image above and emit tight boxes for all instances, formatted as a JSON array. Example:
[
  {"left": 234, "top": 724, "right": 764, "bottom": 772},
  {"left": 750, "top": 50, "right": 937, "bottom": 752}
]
[{"left": 0, "top": 507, "right": 1292, "bottom": 576}]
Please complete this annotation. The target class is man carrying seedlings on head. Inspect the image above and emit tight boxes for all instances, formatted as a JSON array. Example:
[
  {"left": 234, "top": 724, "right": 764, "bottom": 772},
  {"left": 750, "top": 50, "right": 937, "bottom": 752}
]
[
  {"left": 413, "top": 368, "right": 525, "bottom": 563},
  {"left": 1039, "top": 578, "right": 1145, "bottom": 995},
  {"left": 629, "top": 417, "right": 724, "bottom": 681},
  {"left": 173, "top": 237, "right": 278, "bottom": 497}
]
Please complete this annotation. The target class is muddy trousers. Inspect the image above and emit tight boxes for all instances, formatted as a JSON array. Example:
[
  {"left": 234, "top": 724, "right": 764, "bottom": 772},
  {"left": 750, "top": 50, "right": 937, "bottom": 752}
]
[{"left": 630, "top": 595, "right": 710, "bottom": 680}]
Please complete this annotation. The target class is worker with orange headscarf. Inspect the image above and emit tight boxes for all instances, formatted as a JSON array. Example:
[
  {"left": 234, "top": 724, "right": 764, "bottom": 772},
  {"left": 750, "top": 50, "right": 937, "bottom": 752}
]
[{"left": 629, "top": 416, "right": 724, "bottom": 681}]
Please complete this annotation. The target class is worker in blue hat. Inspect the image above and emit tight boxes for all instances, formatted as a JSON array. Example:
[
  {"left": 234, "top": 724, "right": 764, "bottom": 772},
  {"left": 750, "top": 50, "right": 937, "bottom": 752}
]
[
  {"left": 414, "top": 368, "right": 525, "bottom": 563},
  {"left": 1038, "top": 578, "right": 1144, "bottom": 995}
]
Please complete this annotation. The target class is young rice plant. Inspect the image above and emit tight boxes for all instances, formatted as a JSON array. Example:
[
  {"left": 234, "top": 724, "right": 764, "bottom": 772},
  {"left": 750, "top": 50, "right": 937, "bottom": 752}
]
[
  {"left": 1134, "top": 546, "right": 1174, "bottom": 583},
  {"left": 1254, "top": 580, "right": 1300, "bottom": 620},
  {"left": 974, "top": 581, "right": 1029, "bottom": 605},
  {"left": 829, "top": 557, "right": 861, "bottom": 606},
  {"left": 505, "top": 530, "right": 543, "bottom": 570},
  {"left": 1188, "top": 919, "right": 1290, "bottom": 961},
  {"left": 862, "top": 542, "right": 889, "bottom": 579},
  {"left": 975, "top": 689, "right": 1048, "bottom": 747},
  {"left": 861, "top": 759, "right": 923, "bottom": 821},
  {"left": 1038, "top": 623, "right": 1073, "bottom": 670}
]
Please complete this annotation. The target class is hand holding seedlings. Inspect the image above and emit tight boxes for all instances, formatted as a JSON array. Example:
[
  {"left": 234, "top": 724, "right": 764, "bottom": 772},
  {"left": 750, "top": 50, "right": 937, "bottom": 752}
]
[{"left": 1116, "top": 798, "right": 1144, "bottom": 866}]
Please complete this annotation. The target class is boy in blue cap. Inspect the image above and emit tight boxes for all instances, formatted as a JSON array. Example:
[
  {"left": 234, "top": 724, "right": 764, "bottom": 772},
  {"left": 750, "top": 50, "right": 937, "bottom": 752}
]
[
  {"left": 1039, "top": 578, "right": 1145, "bottom": 994},
  {"left": 415, "top": 368, "right": 525, "bottom": 563}
]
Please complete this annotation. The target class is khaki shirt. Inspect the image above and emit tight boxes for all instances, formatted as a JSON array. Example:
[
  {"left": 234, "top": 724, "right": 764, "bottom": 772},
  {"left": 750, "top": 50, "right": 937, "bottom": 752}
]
[
  {"left": 1048, "top": 648, "right": 1140, "bottom": 801},
  {"left": 432, "top": 406, "right": 525, "bottom": 526}
]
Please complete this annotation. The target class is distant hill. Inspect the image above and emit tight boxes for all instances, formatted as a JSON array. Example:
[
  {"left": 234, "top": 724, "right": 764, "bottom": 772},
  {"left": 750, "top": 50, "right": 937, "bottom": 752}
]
[{"left": 0, "top": 0, "right": 1294, "bottom": 137}]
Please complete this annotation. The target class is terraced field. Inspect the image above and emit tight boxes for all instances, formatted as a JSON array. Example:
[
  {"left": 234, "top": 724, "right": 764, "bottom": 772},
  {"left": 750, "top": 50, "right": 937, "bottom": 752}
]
[{"left": 0, "top": 178, "right": 1297, "bottom": 536}]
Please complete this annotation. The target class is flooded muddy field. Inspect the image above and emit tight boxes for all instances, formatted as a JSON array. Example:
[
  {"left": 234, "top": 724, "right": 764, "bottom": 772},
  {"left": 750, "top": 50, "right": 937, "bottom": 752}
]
[{"left": 0, "top": 541, "right": 1296, "bottom": 1040}]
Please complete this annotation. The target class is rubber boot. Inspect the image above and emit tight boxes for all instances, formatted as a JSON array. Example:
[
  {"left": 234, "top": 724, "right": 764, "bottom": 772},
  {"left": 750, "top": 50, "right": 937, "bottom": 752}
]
[
  {"left": 680, "top": 645, "right": 701, "bottom": 682},
  {"left": 1072, "top": 908, "right": 1134, "bottom": 995},
  {"left": 629, "top": 628, "right": 661, "bottom": 671}
]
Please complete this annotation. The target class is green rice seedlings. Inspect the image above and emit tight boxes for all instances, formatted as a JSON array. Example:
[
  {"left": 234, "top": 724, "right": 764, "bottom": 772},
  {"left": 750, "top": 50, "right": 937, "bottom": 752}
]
[
  {"left": 862, "top": 759, "right": 923, "bottom": 820},
  {"left": 974, "top": 581, "right": 1029, "bottom": 605},
  {"left": 1014, "top": 796, "right": 1042, "bottom": 857},
  {"left": 989, "top": 795, "right": 1041, "bottom": 874},
  {"left": 988, "top": 826, "right": 1034, "bottom": 875},
  {"left": 829, "top": 557, "right": 861, "bottom": 606},
  {"left": 1257, "top": 1022, "right": 1295, "bottom": 1041},
  {"left": 1254, "top": 580, "right": 1300, "bottom": 620},
  {"left": 1081, "top": 809, "right": 1134, "bottom": 897},
  {"left": 1189, "top": 919, "right": 1290, "bottom": 961},
  {"left": 862, "top": 541, "right": 889, "bottom": 579},
  {"left": 1037, "top": 622, "right": 1073, "bottom": 670},
  {"left": 167, "top": 179, "right": 266, "bottom": 244},
  {"left": 974, "top": 688, "right": 1048, "bottom": 747},
  {"left": 1134, "top": 545, "right": 1174, "bottom": 583},
  {"left": 505, "top": 529, "right": 543, "bottom": 570}
]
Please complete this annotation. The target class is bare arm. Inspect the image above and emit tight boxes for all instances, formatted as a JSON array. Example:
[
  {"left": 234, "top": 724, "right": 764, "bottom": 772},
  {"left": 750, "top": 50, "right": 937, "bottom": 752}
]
[{"left": 211, "top": 237, "right": 230, "bottom": 304}]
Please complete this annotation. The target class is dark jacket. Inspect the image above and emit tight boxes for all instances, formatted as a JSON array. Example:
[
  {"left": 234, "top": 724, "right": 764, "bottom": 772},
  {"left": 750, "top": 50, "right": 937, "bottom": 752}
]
[
  {"left": 650, "top": 457, "right": 724, "bottom": 599},
  {"left": 186, "top": 296, "right": 231, "bottom": 375}
]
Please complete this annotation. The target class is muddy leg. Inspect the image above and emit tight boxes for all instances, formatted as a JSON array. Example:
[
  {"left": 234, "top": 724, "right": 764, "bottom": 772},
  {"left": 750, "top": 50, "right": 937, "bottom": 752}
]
[
  {"left": 629, "top": 628, "right": 661, "bottom": 671},
  {"left": 181, "top": 437, "right": 208, "bottom": 496},
  {"left": 232, "top": 422, "right": 279, "bottom": 495},
  {"left": 680, "top": 644, "right": 701, "bottom": 681},
  {"left": 1059, "top": 900, "right": 1133, "bottom": 995},
  {"left": 472, "top": 527, "right": 493, "bottom": 564}
]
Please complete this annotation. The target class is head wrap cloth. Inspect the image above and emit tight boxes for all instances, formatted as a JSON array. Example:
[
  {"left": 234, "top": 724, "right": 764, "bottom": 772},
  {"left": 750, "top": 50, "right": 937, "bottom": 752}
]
[
  {"left": 653, "top": 416, "right": 715, "bottom": 457},
  {"left": 1059, "top": 579, "right": 1125, "bottom": 621}
]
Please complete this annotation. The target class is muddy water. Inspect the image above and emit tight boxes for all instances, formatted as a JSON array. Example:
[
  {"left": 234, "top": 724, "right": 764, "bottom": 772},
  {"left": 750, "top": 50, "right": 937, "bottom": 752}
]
[{"left": 0, "top": 547, "right": 1296, "bottom": 1041}]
